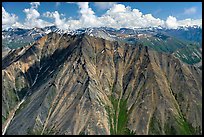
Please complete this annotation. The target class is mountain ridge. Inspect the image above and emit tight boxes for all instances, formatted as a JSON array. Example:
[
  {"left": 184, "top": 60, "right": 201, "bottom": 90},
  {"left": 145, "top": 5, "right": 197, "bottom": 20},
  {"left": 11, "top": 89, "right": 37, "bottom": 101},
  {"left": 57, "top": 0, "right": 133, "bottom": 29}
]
[
  {"left": 2, "top": 33, "right": 202, "bottom": 135},
  {"left": 2, "top": 26, "right": 202, "bottom": 67}
]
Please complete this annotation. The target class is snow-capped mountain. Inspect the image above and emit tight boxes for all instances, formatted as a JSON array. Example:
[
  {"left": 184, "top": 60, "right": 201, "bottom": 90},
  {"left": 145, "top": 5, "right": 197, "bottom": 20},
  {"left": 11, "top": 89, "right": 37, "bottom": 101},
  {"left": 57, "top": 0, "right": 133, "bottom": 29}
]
[
  {"left": 2, "top": 25, "right": 202, "bottom": 48},
  {"left": 2, "top": 26, "right": 67, "bottom": 49}
]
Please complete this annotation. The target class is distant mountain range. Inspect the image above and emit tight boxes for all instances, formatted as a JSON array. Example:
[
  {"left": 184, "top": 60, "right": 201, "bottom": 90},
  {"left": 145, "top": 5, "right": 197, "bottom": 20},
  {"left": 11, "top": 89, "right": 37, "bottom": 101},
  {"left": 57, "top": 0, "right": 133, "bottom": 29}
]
[
  {"left": 2, "top": 25, "right": 202, "bottom": 48},
  {"left": 2, "top": 26, "right": 202, "bottom": 135},
  {"left": 2, "top": 25, "right": 202, "bottom": 67}
]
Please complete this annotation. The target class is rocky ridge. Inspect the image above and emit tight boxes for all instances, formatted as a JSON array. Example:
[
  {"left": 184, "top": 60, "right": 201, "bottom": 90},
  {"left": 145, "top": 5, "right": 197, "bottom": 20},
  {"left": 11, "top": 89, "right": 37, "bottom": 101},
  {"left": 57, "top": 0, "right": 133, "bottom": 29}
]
[{"left": 2, "top": 32, "right": 202, "bottom": 135}]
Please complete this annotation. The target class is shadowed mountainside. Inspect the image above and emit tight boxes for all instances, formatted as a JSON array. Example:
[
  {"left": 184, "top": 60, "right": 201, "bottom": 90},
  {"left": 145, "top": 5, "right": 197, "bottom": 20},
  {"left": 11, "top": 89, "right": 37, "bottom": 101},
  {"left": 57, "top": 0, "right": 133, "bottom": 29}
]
[{"left": 2, "top": 33, "right": 202, "bottom": 135}]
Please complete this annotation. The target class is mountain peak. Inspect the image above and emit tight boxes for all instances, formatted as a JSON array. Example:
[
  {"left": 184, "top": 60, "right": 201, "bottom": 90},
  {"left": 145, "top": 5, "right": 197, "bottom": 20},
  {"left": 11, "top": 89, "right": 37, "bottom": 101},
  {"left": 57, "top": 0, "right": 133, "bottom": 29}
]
[{"left": 2, "top": 30, "right": 202, "bottom": 135}]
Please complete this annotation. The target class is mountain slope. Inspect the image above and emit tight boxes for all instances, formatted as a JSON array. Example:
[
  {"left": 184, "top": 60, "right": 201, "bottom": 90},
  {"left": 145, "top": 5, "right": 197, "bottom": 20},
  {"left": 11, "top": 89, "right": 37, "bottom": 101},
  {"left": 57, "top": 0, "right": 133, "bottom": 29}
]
[
  {"left": 2, "top": 26, "right": 202, "bottom": 66},
  {"left": 2, "top": 33, "right": 202, "bottom": 135}
]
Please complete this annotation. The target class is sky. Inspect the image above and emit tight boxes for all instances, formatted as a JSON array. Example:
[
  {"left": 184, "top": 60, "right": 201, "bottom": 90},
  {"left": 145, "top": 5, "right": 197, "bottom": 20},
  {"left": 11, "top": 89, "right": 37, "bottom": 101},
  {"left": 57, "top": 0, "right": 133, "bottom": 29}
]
[{"left": 2, "top": 2, "right": 202, "bottom": 30}]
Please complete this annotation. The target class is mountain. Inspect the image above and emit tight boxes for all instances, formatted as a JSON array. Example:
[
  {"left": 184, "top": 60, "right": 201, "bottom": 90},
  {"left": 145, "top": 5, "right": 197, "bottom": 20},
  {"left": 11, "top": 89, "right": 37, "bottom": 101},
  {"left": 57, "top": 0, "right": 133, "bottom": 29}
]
[
  {"left": 2, "top": 33, "right": 202, "bottom": 135},
  {"left": 2, "top": 26, "right": 68, "bottom": 49},
  {"left": 3, "top": 26, "right": 202, "bottom": 66},
  {"left": 2, "top": 27, "right": 44, "bottom": 49},
  {"left": 3, "top": 26, "right": 202, "bottom": 48},
  {"left": 164, "top": 26, "right": 202, "bottom": 45},
  {"left": 94, "top": 27, "right": 202, "bottom": 66}
]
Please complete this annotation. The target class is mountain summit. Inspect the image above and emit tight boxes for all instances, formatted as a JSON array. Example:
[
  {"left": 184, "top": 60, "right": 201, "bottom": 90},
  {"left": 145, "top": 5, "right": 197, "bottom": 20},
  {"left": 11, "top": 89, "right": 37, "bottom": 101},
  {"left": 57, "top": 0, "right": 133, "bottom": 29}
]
[{"left": 2, "top": 33, "right": 202, "bottom": 135}]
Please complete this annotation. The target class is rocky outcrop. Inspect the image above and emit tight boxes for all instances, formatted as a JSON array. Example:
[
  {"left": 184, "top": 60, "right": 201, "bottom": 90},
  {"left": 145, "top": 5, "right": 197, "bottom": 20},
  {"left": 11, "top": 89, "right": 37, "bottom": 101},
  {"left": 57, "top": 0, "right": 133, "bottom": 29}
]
[{"left": 2, "top": 33, "right": 202, "bottom": 135}]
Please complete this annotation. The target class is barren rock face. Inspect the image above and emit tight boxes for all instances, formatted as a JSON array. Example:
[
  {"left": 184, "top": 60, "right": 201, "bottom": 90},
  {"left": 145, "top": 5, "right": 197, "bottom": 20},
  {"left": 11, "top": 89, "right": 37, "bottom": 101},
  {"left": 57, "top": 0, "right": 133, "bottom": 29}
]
[{"left": 2, "top": 33, "right": 202, "bottom": 135}]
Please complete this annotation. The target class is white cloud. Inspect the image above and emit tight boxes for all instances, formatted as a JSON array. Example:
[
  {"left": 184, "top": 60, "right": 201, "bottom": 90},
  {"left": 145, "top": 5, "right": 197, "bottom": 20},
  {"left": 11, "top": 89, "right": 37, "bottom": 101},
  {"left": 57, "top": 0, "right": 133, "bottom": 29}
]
[
  {"left": 97, "top": 4, "right": 165, "bottom": 29},
  {"left": 30, "top": 2, "right": 40, "bottom": 9},
  {"left": 165, "top": 16, "right": 178, "bottom": 29},
  {"left": 184, "top": 7, "right": 197, "bottom": 15},
  {"left": 165, "top": 16, "right": 202, "bottom": 29},
  {"left": 77, "top": 2, "right": 95, "bottom": 19},
  {"left": 153, "top": 9, "right": 162, "bottom": 15},
  {"left": 2, "top": 3, "right": 202, "bottom": 30},
  {"left": 44, "top": 3, "right": 202, "bottom": 30},
  {"left": 108, "top": 4, "right": 127, "bottom": 13},
  {"left": 44, "top": 2, "right": 101, "bottom": 30},
  {"left": 66, "top": 2, "right": 75, "bottom": 4},
  {"left": 43, "top": 11, "right": 69, "bottom": 30},
  {"left": 24, "top": 8, "right": 40, "bottom": 20},
  {"left": 23, "top": 2, "right": 53, "bottom": 28},
  {"left": 55, "top": 2, "right": 61, "bottom": 8},
  {"left": 2, "top": 7, "right": 19, "bottom": 29},
  {"left": 12, "top": 22, "right": 25, "bottom": 28},
  {"left": 94, "top": 2, "right": 116, "bottom": 10},
  {"left": 177, "top": 18, "right": 202, "bottom": 27},
  {"left": 77, "top": 2, "right": 100, "bottom": 28}
]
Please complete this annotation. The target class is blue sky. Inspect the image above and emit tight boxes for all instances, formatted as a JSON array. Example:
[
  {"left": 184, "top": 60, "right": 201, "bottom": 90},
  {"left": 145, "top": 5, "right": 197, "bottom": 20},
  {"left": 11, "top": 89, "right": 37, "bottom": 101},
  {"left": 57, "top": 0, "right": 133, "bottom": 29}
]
[{"left": 2, "top": 2, "right": 202, "bottom": 30}]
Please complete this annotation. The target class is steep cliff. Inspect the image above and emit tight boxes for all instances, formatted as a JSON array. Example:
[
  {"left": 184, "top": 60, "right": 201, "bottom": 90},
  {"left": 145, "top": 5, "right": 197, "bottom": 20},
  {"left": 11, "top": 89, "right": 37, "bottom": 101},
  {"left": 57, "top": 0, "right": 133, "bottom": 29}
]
[{"left": 2, "top": 33, "right": 202, "bottom": 135}]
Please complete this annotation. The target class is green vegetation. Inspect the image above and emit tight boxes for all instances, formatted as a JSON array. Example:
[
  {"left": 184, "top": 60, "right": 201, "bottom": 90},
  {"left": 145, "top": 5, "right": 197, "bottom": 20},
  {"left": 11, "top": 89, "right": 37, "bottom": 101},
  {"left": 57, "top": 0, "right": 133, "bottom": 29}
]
[
  {"left": 138, "top": 36, "right": 201, "bottom": 65},
  {"left": 2, "top": 40, "right": 31, "bottom": 49},
  {"left": 149, "top": 116, "right": 162, "bottom": 135},
  {"left": 79, "top": 131, "right": 86, "bottom": 135},
  {"left": 2, "top": 116, "right": 6, "bottom": 124},
  {"left": 163, "top": 113, "right": 201, "bottom": 135},
  {"left": 17, "top": 87, "right": 28, "bottom": 100},
  {"left": 42, "top": 128, "right": 55, "bottom": 135},
  {"left": 15, "top": 97, "right": 30, "bottom": 116},
  {"left": 106, "top": 95, "right": 136, "bottom": 135},
  {"left": 15, "top": 76, "right": 29, "bottom": 100},
  {"left": 117, "top": 98, "right": 130, "bottom": 134},
  {"left": 174, "top": 45, "right": 201, "bottom": 65},
  {"left": 105, "top": 95, "right": 117, "bottom": 134},
  {"left": 164, "top": 122, "right": 177, "bottom": 135},
  {"left": 138, "top": 36, "right": 188, "bottom": 53},
  {"left": 27, "top": 127, "right": 55, "bottom": 135},
  {"left": 27, "top": 127, "right": 42, "bottom": 135},
  {"left": 8, "top": 88, "right": 19, "bottom": 107},
  {"left": 175, "top": 115, "right": 201, "bottom": 135},
  {"left": 149, "top": 114, "right": 201, "bottom": 135}
]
